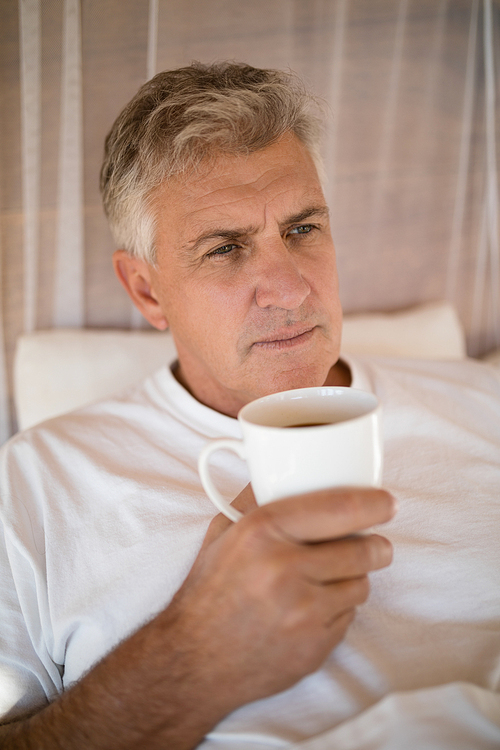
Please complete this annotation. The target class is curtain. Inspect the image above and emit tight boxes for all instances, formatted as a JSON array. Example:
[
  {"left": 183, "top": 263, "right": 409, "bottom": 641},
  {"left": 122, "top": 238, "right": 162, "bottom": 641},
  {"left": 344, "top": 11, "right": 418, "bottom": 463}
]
[{"left": 1, "top": 0, "right": 499, "bottom": 442}]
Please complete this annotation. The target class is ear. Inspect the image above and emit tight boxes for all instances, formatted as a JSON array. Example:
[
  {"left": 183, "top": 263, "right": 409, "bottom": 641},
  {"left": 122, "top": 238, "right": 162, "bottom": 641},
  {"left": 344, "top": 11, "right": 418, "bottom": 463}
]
[{"left": 112, "top": 250, "right": 169, "bottom": 330}]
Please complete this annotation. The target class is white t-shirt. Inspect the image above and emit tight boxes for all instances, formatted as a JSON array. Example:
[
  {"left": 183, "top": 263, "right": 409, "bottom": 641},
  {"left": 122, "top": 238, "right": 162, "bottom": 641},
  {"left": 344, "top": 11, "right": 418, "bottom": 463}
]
[{"left": 1, "top": 356, "right": 500, "bottom": 748}]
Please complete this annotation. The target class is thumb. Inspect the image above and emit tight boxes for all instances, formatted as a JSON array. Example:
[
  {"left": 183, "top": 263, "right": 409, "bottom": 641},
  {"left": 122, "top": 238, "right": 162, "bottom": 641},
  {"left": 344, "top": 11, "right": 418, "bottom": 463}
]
[{"left": 203, "top": 483, "right": 258, "bottom": 545}]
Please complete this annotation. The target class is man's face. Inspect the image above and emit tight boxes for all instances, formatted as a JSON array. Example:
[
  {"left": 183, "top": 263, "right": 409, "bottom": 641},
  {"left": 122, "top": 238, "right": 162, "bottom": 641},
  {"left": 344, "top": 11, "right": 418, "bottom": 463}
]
[{"left": 148, "top": 132, "right": 342, "bottom": 416}]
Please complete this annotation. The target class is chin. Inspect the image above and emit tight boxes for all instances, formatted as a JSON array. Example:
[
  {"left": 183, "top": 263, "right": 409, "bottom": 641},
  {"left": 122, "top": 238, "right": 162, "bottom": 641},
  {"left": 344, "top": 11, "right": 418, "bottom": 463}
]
[{"left": 259, "top": 364, "right": 331, "bottom": 398}]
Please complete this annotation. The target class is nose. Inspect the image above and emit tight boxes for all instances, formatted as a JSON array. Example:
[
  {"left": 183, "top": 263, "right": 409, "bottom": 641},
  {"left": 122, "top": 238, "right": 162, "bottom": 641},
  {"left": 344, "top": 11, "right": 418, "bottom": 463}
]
[{"left": 254, "top": 240, "right": 311, "bottom": 310}]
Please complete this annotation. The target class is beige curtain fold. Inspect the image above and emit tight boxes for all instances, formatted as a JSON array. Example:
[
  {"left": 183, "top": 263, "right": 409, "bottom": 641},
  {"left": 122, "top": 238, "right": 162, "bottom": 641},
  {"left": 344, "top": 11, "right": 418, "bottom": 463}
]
[
  {"left": 53, "top": 0, "right": 84, "bottom": 328},
  {"left": 1, "top": 0, "right": 499, "bottom": 443},
  {"left": 19, "top": 0, "right": 41, "bottom": 336}
]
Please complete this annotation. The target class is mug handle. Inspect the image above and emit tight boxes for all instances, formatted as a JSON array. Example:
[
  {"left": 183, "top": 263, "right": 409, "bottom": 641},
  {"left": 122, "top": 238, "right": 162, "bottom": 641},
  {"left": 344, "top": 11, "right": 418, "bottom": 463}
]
[{"left": 198, "top": 439, "right": 246, "bottom": 522}]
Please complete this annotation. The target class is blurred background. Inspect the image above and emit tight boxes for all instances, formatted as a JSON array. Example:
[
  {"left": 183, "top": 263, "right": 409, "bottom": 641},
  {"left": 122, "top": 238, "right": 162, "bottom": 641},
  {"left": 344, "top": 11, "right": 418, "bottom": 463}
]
[{"left": 1, "top": 0, "right": 499, "bottom": 441}]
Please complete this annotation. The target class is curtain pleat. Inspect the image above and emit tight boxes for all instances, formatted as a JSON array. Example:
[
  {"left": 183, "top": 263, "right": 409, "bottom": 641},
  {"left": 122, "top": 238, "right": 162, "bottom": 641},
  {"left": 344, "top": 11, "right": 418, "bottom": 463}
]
[
  {"left": 446, "top": 0, "right": 478, "bottom": 303},
  {"left": 471, "top": 195, "right": 490, "bottom": 349},
  {"left": 53, "top": 0, "right": 84, "bottom": 328},
  {"left": 0, "top": 235, "right": 11, "bottom": 444},
  {"left": 19, "top": 0, "right": 41, "bottom": 334},
  {"left": 367, "top": 0, "right": 409, "bottom": 249},
  {"left": 324, "top": 0, "right": 348, "bottom": 215},
  {"left": 483, "top": 0, "right": 499, "bottom": 348},
  {"left": 147, "top": 0, "right": 159, "bottom": 81}
]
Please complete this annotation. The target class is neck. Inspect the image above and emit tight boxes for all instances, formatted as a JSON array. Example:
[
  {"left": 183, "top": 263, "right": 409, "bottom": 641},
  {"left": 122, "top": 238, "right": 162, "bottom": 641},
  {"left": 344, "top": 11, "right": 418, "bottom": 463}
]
[
  {"left": 324, "top": 358, "right": 352, "bottom": 387},
  {"left": 172, "top": 358, "right": 352, "bottom": 417}
]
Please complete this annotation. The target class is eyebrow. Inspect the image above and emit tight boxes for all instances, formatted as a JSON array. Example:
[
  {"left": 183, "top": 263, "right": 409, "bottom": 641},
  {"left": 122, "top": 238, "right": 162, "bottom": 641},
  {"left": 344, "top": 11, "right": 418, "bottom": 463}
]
[
  {"left": 183, "top": 205, "right": 330, "bottom": 255},
  {"left": 284, "top": 205, "right": 330, "bottom": 226}
]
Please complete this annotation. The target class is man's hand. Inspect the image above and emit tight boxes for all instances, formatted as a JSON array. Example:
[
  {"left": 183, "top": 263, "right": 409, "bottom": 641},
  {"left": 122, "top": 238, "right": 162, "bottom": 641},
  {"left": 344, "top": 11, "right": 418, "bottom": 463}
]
[
  {"left": 0, "top": 486, "right": 395, "bottom": 750},
  {"left": 165, "top": 485, "right": 396, "bottom": 714}
]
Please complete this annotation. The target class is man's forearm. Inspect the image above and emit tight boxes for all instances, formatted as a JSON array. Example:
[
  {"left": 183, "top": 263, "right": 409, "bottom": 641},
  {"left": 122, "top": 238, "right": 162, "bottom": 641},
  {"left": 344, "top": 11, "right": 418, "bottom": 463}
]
[{"left": 0, "top": 604, "right": 228, "bottom": 750}]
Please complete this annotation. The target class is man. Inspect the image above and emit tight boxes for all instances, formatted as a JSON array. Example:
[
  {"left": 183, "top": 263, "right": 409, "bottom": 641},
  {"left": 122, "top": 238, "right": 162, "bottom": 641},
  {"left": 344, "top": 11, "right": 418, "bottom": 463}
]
[{"left": 0, "top": 63, "right": 499, "bottom": 749}]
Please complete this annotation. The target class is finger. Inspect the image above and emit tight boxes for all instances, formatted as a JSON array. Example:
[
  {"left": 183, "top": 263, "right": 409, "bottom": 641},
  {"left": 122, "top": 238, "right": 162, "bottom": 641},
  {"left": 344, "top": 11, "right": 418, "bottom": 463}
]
[
  {"left": 318, "top": 576, "right": 371, "bottom": 625},
  {"left": 203, "top": 484, "right": 257, "bottom": 545},
  {"left": 299, "top": 533, "right": 393, "bottom": 583},
  {"left": 261, "top": 487, "right": 397, "bottom": 542},
  {"left": 231, "top": 483, "right": 259, "bottom": 515},
  {"left": 308, "top": 609, "right": 357, "bottom": 667},
  {"left": 296, "top": 576, "right": 370, "bottom": 634}
]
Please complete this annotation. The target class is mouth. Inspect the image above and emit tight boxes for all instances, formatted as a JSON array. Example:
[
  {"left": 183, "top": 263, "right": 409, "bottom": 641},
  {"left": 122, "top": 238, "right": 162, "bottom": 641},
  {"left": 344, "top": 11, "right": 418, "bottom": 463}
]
[{"left": 251, "top": 326, "right": 317, "bottom": 351}]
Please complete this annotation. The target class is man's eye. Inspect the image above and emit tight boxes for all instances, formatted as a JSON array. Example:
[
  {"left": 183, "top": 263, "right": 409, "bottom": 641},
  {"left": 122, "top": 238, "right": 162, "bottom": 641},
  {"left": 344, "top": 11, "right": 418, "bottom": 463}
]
[
  {"left": 207, "top": 244, "right": 238, "bottom": 258},
  {"left": 289, "top": 224, "right": 314, "bottom": 236}
]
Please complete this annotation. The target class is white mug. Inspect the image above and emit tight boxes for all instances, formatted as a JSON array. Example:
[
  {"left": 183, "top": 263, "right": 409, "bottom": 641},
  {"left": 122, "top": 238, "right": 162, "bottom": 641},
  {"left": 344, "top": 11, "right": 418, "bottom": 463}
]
[{"left": 198, "top": 386, "right": 383, "bottom": 522}]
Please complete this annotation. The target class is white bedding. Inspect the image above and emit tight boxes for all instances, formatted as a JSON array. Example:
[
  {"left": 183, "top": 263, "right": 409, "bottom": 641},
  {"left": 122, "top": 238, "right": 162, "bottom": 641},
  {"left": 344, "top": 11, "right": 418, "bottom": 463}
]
[
  {"left": 203, "top": 683, "right": 500, "bottom": 749},
  {"left": 295, "top": 683, "right": 500, "bottom": 750}
]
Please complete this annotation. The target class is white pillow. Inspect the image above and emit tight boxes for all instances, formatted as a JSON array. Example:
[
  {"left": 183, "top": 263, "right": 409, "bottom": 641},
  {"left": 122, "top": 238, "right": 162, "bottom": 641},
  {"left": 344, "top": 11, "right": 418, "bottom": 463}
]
[
  {"left": 14, "top": 301, "right": 466, "bottom": 431},
  {"left": 14, "top": 330, "right": 177, "bottom": 432},
  {"left": 341, "top": 301, "right": 466, "bottom": 359}
]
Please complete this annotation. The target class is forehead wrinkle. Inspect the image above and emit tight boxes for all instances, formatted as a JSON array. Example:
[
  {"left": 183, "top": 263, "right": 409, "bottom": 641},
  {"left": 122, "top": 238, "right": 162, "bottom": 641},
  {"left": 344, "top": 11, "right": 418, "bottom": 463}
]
[
  {"left": 179, "top": 196, "right": 265, "bottom": 252},
  {"left": 161, "top": 146, "right": 326, "bottom": 257},
  {"left": 177, "top": 189, "right": 272, "bottom": 252},
  {"left": 184, "top": 150, "right": 316, "bottom": 211},
  {"left": 183, "top": 172, "right": 286, "bottom": 220},
  {"left": 179, "top": 187, "right": 327, "bottom": 256}
]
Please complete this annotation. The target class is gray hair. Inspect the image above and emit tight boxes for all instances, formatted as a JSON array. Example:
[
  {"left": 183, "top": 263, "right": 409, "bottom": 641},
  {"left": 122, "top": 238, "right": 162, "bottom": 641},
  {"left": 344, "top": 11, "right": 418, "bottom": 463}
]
[{"left": 100, "top": 61, "right": 325, "bottom": 263}]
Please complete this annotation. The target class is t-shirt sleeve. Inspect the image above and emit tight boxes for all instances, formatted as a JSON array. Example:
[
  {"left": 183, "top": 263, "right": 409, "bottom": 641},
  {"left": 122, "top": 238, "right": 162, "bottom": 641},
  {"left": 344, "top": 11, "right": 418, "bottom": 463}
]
[{"left": 0, "top": 518, "right": 61, "bottom": 722}]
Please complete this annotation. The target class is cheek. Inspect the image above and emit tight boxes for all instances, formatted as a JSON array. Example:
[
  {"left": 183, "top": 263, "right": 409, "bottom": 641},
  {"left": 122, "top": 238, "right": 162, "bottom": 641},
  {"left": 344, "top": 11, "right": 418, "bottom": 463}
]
[
  {"left": 198, "top": 274, "right": 252, "bottom": 319},
  {"left": 304, "top": 251, "right": 339, "bottom": 303},
  {"left": 177, "top": 280, "right": 251, "bottom": 349}
]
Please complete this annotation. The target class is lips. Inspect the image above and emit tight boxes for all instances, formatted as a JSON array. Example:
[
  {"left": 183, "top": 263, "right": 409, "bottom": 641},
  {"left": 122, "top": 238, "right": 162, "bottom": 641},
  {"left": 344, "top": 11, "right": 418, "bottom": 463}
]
[{"left": 252, "top": 326, "right": 316, "bottom": 350}]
